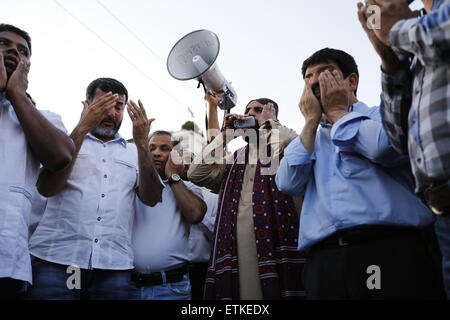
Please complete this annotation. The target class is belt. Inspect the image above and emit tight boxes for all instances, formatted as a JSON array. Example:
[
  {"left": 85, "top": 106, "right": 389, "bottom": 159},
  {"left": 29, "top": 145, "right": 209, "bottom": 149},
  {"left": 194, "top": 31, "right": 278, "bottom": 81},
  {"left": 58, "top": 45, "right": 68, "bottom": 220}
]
[
  {"left": 313, "top": 225, "right": 421, "bottom": 249},
  {"left": 424, "top": 180, "right": 450, "bottom": 216},
  {"left": 131, "top": 265, "right": 188, "bottom": 287}
]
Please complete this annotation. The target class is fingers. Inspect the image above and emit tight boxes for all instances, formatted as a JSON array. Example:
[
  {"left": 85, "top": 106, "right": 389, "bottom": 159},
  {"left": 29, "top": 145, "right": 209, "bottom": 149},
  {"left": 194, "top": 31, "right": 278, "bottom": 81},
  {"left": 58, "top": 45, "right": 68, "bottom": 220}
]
[
  {"left": 225, "top": 113, "right": 246, "bottom": 121},
  {"left": 263, "top": 103, "right": 276, "bottom": 117},
  {"left": 81, "top": 101, "right": 89, "bottom": 111},
  {"left": 357, "top": 2, "right": 370, "bottom": 32},
  {"left": 92, "top": 92, "right": 116, "bottom": 105},
  {"left": 127, "top": 103, "right": 136, "bottom": 122}
]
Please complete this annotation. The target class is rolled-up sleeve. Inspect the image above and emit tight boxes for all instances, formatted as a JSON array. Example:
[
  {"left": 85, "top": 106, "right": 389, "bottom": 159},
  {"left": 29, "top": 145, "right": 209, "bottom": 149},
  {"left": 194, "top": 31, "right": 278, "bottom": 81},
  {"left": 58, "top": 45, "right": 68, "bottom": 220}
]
[
  {"left": 330, "top": 108, "right": 408, "bottom": 168},
  {"left": 275, "top": 137, "right": 314, "bottom": 197}
]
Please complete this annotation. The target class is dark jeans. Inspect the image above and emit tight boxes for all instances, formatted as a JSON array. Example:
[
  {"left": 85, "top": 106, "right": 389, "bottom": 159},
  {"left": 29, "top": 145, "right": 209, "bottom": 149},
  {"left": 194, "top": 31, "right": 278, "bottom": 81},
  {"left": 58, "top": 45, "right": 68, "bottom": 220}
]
[
  {"left": 188, "top": 262, "right": 208, "bottom": 300},
  {"left": 303, "top": 226, "right": 446, "bottom": 300},
  {"left": 435, "top": 215, "right": 450, "bottom": 299},
  {"left": 0, "top": 278, "right": 26, "bottom": 300},
  {"left": 26, "top": 257, "right": 134, "bottom": 300}
]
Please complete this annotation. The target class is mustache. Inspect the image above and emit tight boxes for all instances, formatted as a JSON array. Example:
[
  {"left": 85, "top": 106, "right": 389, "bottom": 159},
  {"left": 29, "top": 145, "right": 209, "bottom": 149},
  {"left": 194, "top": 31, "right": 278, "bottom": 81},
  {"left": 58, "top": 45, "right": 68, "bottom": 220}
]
[{"left": 101, "top": 116, "right": 118, "bottom": 127}]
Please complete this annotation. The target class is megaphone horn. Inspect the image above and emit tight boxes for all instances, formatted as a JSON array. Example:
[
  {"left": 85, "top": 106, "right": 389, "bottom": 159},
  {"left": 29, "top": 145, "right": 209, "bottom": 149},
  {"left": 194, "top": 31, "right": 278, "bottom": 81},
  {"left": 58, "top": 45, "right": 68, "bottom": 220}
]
[{"left": 167, "top": 29, "right": 237, "bottom": 110}]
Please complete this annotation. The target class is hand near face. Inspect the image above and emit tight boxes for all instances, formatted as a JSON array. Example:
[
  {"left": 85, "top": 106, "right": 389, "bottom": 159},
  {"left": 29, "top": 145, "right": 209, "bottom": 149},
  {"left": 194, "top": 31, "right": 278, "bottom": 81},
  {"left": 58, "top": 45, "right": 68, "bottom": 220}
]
[
  {"left": 5, "top": 58, "right": 30, "bottom": 98},
  {"left": 364, "top": 0, "right": 419, "bottom": 45},
  {"left": 299, "top": 84, "right": 322, "bottom": 124},
  {"left": 79, "top": 92, "right": 119, "bottom": 134},
  {"left": 319, "top": 69, "right": 351, "bottom": 122},
  {"left": 165, "top": 151, "right": 184, "bottom": 178},
  {"left": 223, "top": 113, "right": 247, "bottom": 129},
  {"left": 357, "top": 2, "right": 405, "bottom": 74},
  {"left": 127, "top": 100, "right": 155, "bottom": 145},
  {"left": 0, "top": 52, "right": 6, "bottom": 92},
  {"left": 258, "top": 103, "right": 277, "bottom": 126}
]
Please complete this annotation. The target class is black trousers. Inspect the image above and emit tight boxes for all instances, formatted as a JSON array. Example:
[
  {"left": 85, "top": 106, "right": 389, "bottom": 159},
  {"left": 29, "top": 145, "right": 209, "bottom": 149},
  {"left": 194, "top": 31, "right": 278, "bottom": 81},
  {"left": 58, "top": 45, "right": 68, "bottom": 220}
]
[
  {"left": 0, "top": 278, "right": 25, "bottom": 300},
  {"left": 303, "top": 226, "right": 446, "bottom": 300},
  {"left": 188, "top": 262, "right": 209, "bottom": 300}
]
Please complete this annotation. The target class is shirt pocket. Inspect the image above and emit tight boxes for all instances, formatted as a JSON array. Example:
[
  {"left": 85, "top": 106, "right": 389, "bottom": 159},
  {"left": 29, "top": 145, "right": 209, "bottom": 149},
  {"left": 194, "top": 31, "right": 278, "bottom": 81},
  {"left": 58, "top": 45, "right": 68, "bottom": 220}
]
[
  {"left": 114, "top": 159, "right": 138, "bottom": 189},
  {"left": 337, "top": 152, "right": 371, "bottom": 178},
  {"left": 0, "top": 186, "right": 32, "bottom": 237},
  {"left": 70, "top": 153, "right": 96, "bottom": 182}
]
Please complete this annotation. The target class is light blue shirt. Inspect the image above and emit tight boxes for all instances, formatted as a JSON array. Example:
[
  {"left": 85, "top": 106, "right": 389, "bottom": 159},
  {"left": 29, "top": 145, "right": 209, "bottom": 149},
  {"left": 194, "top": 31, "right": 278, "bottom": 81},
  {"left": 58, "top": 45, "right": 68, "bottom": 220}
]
[{"left": 275, "top": 102, "right": 434, "bottom": 251}]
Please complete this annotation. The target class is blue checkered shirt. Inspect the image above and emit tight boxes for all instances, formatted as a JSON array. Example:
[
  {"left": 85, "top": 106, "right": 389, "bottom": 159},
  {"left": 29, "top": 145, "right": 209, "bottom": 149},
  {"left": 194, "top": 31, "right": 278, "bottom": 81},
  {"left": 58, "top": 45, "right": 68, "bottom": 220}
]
[{"left": 381, "top": 0, "right": 450, "bottom": 192}]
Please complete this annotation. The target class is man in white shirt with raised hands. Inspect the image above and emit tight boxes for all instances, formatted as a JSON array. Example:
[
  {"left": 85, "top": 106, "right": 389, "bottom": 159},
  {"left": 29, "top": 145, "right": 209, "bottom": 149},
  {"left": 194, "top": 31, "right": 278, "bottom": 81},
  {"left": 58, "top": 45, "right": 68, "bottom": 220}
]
[{"left": 28, "top": 78, "right": 163, "bottom": 300}]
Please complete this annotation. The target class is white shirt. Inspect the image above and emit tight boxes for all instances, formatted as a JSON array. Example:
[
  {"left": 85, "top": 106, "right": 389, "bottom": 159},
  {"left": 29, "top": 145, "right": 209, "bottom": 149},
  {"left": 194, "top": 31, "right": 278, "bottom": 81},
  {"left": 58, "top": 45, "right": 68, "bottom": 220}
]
[
  {"left": 30, "top": 133, "right": 145, "bottom": 271},
  {"left": 0, "top": 93, "right": 67, "bottom": 283},
  {"left": 133, "top": 180, "right": 203, "bottom": 273},
  {"left": 188, "top": 189, "right": 218, "bottom": 263}
]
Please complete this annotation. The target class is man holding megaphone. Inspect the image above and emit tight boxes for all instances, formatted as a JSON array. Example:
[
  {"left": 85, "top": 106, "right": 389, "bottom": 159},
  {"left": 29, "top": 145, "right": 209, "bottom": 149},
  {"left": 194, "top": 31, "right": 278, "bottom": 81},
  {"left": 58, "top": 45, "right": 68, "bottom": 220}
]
[{"left": 188, "top": 94, "right": 306, "bottom": 300}]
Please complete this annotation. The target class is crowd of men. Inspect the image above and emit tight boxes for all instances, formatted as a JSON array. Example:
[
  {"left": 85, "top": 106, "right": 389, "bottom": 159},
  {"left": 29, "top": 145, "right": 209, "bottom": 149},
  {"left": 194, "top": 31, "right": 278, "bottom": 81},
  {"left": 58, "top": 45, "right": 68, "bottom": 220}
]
[{"left": 0, "top": 0, "right": 449, "bottom": 300}]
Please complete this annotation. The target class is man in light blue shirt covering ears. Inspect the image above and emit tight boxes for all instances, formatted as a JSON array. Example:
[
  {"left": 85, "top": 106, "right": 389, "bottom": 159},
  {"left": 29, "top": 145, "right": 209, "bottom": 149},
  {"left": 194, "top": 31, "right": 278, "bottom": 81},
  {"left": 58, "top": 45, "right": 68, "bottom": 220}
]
[
  {"left": 0, "top": 23, "right": 74, "bottom": 300},
  {"left": 27, "top": 78, "right": 164, "bottom": 300},
  {"left": 275, "top": 48, "right": 445, "bottom": 299}
]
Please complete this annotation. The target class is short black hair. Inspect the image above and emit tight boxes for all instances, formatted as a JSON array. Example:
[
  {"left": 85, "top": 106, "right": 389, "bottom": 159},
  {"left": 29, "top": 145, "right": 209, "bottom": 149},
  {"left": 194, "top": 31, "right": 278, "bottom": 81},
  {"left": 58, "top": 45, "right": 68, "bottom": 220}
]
[
  {"left": 86, "top": 78, "right": 128, "bottom": 103},
  {"left": 0, "top": 24, "right": 32, "bottom": 55},
  {"left": 149, "top": 130, "right": 179, "bottom": 145},
  {"left": 302, "top": 48, "right": 359, "bottom": 94},
  {"left": 246, "top": 98, "right": 279, "bottom": 117}
]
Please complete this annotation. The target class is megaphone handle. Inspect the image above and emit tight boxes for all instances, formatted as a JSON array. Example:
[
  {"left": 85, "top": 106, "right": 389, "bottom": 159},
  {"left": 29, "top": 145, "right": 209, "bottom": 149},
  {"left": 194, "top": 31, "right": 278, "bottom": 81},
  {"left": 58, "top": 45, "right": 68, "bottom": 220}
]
[
  {"left": 221, "top": 108, "right": 231, "bottom": 132},
  {"left": 198, "top": 79, "right": 209, "bottom": 95}
]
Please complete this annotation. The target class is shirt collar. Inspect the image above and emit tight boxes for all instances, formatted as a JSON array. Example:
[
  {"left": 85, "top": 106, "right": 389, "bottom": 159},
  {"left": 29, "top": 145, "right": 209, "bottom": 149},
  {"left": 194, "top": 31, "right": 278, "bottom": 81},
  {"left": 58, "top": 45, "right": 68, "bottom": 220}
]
[
  {"left": 86, "top": 132, "right": 127, "bottom": 148},
  {"left": 0, "top": 92, "right": 10, "bottom": 110},
  {"left": 319, "top": 102, "right": 366, "bottom": 128}
]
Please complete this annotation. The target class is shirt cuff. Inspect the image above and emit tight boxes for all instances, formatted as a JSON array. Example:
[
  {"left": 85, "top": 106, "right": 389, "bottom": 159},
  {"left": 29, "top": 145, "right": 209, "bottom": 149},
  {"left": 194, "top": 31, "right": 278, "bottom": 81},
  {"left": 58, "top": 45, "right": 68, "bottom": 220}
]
[
  {"left": 331, "top": 112, "right": 369, "bottom": 147},
  {"left": 284, "top": 136, "right": 315, "bottom": 166},
  {"left": 381, "top": 68, "right": 411, "bottom": 87}
]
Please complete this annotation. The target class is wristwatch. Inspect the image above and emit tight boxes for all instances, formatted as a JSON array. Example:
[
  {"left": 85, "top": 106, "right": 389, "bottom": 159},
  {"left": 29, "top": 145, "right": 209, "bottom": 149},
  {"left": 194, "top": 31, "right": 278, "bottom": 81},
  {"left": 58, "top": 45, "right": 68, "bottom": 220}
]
[{"left": 168, "top": 173, "right": 182, "bottom": 185}]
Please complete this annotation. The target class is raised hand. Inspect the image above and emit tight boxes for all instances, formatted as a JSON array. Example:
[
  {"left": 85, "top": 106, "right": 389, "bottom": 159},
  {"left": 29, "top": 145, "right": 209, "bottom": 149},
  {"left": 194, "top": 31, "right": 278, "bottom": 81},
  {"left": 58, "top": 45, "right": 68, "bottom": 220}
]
[
  {"left": 165, "top": 151, "right": 184, "bottom": 179},
  {"left": 299, "top": 84, "right": 322, "bottom": 124},
  {"left": 0, "top": 52, "right": 6, "bottom": 92},
  {"left": 364, "top": 0, "right": 419, "bottom": 45},
  {"left": 258, "top": 103, "right": 277, "bottom": 126},
  {"left": 5, "top": 58, "right": 30, "bottom": 98},
  {"left": 127, "top": 99, "right": 154, "bottom": 145},
  {"left": 356, "top": 2, "right": 403, "bottom": 74},
  {"left": 205, "top": 92, "right": 223, "bottom": 108},
  {"left": 319, "top": 69, "right": 350, "bottom": 123},
  {"left": 78, "top": 92, "right": 119, "bottom": 135}
]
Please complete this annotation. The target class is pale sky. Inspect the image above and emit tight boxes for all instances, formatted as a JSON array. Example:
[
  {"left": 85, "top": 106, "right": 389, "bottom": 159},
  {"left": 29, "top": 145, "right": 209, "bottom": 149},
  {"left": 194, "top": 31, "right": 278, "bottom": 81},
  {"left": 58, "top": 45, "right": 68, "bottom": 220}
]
[{"left": 3, "top": 0, "right": 424, "bottom": 145}]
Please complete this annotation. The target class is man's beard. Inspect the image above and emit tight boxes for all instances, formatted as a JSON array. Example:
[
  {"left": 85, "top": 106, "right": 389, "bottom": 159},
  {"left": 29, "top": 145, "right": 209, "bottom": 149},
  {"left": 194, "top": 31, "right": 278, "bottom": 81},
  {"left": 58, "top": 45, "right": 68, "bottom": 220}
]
[{"left": 92, "top": 117, "right": 121, "bottom": 139}]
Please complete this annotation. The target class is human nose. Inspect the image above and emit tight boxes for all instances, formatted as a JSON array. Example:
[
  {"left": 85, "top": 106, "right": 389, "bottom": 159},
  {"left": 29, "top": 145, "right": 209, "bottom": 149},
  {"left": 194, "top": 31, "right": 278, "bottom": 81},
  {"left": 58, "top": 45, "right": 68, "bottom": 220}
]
[
  {"left": 5, "top": 46, "right": 19, "bottom": 58},
  {"left": 105, "top": 107, "right": 118, "bottom": 119},
  {"left": 307, "top": 74, "right": 319, "bottom": 88}
]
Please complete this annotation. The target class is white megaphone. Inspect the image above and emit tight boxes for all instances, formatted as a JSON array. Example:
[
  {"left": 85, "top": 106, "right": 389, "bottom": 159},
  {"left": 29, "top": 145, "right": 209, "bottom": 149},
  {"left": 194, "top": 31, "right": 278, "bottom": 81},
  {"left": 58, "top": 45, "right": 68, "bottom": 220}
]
[{"left": 167, "top": 29, "right": 237, "bottom": 110}]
